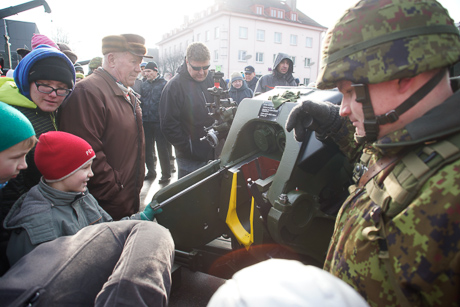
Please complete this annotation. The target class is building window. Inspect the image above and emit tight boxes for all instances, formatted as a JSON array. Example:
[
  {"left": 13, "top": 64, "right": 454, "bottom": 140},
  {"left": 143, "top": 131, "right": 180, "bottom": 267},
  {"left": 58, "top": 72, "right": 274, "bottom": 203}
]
[
  {"left": 256, "top": 6, "right": 263, "bottom": 15},
  {"left": 238, "top": 50, "right": 247, "bottom": 61},
  {"left": 197, "top": 33, "right": 201, "bottom": 41},
  {"left": 274, "top": 32, "right": 282, "bottom": 44},
  {"left": 304, "top": 57, "right": 312, "bottom": 67},
  {"left": 306, "top": 37, "right": 313, "bottom": 48},
  {"left": 239, "top": 27, "right": 248, "bottom": 39},
  {"left": 292, "top": 56, "right": 296, "bottom": 66},
  {"left": 271, "top": 9, "right": 276, "bottom": 17},
  {"left": 215, "top": 27, "right": 220, "bottom": 39},
  {"left": 214, "top": 50, "right": 219, "bottom": 61},
  {"left": 257, "top": 29, "right": 265, "bottom": 41},
  {"left": 205, "top": 31, "right": 210, "bottom": 42},
  {"left": 290, "top": 35, "right": 297, "bottom": 46},
  {"left": 291, "top": 13, "right": 297, "bottom": 21},
  {"left": 304, "top": 78, "right": 310, "bottom": 85},
  {"left": 256, "top": 52, "right": 264, "bottom": 63},
  {"left": 277, "top": 10, "right": 284, "bottom": 19}
]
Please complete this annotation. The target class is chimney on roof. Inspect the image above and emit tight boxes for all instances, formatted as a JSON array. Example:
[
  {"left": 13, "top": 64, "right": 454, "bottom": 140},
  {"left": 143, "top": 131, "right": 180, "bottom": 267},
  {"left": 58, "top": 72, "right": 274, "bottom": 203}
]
[{"left": 285, "top": 0, "right": 297, "bottom": 10}]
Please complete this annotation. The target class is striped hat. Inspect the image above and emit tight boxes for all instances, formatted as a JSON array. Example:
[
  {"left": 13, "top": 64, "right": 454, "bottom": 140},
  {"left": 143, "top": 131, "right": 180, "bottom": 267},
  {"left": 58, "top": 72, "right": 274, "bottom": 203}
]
[
  {"left": 31, "top": 33, "right": 59, "bottom": 50},
  {"left": 102, "top": 34, "right": 152, "bottom": 58}
]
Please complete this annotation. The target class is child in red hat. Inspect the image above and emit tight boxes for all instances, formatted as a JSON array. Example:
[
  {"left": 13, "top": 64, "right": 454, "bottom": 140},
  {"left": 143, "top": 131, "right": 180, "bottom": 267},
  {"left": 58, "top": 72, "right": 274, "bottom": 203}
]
[
  {"left": 3, "top": 131, "right": 113, "bottom": 266},
  {"left": 4, "top": 131, "right": 162, "bottom": 266}
]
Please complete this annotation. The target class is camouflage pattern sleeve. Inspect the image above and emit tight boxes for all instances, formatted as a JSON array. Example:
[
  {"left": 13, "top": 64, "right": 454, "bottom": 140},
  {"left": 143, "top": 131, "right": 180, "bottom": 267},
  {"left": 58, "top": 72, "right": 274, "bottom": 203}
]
[{"left": 324, "top": 158, "right": 460, "bottom": 306}]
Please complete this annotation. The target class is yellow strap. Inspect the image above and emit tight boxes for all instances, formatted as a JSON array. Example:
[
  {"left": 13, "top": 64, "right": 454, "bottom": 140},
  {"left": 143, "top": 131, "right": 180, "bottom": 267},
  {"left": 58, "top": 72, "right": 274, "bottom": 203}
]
[{"left": 226, "top": 172, "right": 254, "bottom": 250}]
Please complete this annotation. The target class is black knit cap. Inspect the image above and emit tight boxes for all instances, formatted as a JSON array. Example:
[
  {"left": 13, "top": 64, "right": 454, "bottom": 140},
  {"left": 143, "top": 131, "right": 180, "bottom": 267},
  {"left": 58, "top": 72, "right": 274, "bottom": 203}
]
[
  {"left": 145, "top": 61, "right": 158, "bottom": 71},
  {"left": 28, "top": 57, "right": 75, "bottom": 89}
]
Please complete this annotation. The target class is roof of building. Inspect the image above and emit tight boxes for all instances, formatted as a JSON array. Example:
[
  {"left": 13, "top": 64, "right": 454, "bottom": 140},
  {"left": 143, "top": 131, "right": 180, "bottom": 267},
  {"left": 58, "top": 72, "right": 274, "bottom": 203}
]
[{"left": 219, "top": 0, "right": 326, "bottom": 28}]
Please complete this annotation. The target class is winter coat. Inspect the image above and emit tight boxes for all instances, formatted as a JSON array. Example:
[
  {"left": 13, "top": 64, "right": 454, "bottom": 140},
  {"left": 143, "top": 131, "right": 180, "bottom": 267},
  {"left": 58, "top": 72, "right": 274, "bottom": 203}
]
[
  {"left": 159, "top": 61, "right": 227, "bottom": 162},
  {"left": 229, "top": 80, "right": 253, "bottom": 105},
  {"left": 140, "top": 75, "right": 167, "bottom": 123},
  {"left": 246, "top": 76, "right": 259, "bottom": 93},
  {"left": 324, "top": 89, "right": 460, "bottom": 306},
  {"left": 4, "top": 179, "right": 112, "bottom": 266},
  {"left": 0, "top": 78, "right": 57, "bottom": 209},
  {"left": 59, "top": 68, "right": 145, "bottom": 220},
  {"left": 255, "top": 53, "right": 297, "bottom": 93}
]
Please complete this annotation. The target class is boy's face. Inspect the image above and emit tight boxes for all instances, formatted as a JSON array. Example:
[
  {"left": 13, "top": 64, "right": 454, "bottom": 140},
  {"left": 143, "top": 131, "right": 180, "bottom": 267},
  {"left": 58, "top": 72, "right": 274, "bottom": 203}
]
[
  {"left": 52, "top": 160, "right": 94, "bottom": 193},
  {"left": 0, "top": 142, "right": 30, "bottom": 184}
]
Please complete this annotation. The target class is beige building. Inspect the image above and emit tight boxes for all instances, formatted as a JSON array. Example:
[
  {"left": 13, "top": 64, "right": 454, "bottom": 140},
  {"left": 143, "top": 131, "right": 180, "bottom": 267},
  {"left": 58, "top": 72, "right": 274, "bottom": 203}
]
[{"left": 157, "top": 0, "right": 327, "bottom": 85}]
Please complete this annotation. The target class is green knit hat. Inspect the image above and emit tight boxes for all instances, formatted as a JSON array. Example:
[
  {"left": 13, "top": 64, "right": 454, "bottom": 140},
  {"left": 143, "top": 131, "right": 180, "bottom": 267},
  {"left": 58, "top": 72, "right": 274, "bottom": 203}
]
[{"left": 0, "top": 102, "right": 35, "bottom": 152}]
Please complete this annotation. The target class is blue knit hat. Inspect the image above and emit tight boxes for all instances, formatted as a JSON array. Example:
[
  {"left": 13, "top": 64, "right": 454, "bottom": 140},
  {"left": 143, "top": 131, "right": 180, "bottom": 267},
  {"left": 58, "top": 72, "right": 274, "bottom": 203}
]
[
  {"left": 14, "top": 45, "right": 76, "bottom": 101},
  {"left": 0, "top": 102, "right": 35, "bottom": 152}
]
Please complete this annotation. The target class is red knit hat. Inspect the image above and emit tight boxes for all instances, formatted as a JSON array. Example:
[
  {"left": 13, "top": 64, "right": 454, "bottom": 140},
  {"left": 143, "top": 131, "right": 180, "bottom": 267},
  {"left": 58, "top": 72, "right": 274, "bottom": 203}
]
[{"left": 35, "top": 131, "right": 95, "bottom": 182}]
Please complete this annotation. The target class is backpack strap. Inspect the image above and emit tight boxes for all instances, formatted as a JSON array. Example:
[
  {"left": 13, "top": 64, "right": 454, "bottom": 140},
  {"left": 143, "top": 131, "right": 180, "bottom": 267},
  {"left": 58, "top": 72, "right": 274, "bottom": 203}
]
[{"left": 362, "top": 132, "right": 460, "bottom": 306}]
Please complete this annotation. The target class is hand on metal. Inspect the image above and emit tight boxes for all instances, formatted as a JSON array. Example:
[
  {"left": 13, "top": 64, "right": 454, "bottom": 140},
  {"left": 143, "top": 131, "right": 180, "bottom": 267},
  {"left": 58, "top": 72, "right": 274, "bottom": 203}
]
[
  {"left": 140, "top": 203, "right": 163, "bottom": 221},
  {"left": 285, "top": 100, "right": 341, "bottom": 142}
]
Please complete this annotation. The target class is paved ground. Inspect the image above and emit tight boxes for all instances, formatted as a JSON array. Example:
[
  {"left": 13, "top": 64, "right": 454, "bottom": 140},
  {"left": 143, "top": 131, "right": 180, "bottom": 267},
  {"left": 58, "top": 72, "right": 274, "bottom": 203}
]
[{"left": 140, "top": 158, "right": 226, "bottom": 307}]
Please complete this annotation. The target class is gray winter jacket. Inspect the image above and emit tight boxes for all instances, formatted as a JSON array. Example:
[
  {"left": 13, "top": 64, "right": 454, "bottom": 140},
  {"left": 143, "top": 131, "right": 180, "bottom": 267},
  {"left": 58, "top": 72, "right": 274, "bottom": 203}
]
[
  {"left": 4, "top": 179, "right": 113, "bottom": 265},
  {"left": 255, "top": 53, "right": 297, "bottom": 94}
]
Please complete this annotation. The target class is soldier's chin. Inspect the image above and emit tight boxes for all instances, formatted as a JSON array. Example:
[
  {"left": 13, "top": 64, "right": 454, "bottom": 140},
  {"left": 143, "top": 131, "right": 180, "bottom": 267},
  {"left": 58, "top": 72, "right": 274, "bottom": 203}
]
[{"left": 354, "top": 132, "right": 367, "bottom": 144}]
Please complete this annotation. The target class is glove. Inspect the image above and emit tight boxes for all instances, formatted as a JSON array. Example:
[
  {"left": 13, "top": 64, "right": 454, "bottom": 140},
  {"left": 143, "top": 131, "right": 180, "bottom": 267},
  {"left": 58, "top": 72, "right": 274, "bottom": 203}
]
[
  {"left": 140, "top": 203, "right": 163, "bottom": 221},
  {"left": 285, "top": 100, "right": 341, "bottom": 142}
]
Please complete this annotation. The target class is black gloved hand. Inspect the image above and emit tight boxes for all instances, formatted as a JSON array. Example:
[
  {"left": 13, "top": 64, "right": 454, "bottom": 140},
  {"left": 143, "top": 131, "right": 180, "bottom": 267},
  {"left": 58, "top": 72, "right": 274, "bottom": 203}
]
[{"left": 285, "top": 100, "right": 341, "bottom": 142}]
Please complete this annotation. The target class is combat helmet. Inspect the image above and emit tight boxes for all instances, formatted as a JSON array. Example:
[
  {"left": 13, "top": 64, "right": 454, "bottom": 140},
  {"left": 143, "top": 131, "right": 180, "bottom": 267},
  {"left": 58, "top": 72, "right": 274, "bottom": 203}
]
[{"left": 316, "top": 0, "right": 460, "bottom": 142}]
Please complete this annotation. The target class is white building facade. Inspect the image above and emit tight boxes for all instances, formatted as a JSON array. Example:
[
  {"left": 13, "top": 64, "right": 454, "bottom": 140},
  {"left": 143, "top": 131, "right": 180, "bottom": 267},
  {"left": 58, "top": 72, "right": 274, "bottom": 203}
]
[{"left": 157, "top": 0, "right": 327, "bottom": 85}]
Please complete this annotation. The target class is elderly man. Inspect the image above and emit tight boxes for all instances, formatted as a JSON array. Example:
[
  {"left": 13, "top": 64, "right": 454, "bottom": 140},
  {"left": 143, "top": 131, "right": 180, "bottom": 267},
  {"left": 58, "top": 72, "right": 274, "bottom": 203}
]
[
  {"left": 244, "top": 65, "right": 258, "bottom": 93},
  {"left": 286, "top": 0, "right": 460, "bottom": 305},
  {"left": 60, "top": 34, "right": 150, "bottom": 220},
  {"left": 255, "top": 53, "right": 296, "bottom": 94},
  {"left": 160, "top": 42, "right": 227, "bottom": 178}
]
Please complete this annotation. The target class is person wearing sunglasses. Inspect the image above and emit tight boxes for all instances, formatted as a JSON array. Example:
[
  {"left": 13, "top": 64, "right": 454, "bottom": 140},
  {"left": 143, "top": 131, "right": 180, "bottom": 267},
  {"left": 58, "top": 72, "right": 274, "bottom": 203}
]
[
  {"left": 0, "top": 45, "right": 75, "bottom": 210},
  {"left": 160, "top": 42, "right": 228, "bottom": 178}
]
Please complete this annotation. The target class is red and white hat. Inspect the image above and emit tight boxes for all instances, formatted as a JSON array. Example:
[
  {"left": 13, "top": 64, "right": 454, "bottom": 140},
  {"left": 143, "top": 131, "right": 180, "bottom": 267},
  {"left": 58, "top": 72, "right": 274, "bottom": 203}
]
[{"left": 35, "top": 131, "right": 95, "bottom": 182}]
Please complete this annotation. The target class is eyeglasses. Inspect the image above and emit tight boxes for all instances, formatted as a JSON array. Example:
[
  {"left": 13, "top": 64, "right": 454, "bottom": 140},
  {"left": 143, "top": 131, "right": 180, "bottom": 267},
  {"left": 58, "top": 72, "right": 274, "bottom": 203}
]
[
  {"left": 188, "top": 63, "right": 211, "bottom": 71},
  {"left": 35, "top": 82, "right": 72, "bottom": 97}
]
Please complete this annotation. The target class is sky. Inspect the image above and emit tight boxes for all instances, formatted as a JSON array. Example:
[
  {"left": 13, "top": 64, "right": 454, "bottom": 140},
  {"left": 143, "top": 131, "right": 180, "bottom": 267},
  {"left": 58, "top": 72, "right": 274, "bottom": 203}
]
[{"left": 4, "top": 0, "right": 460, "bottom": 62}]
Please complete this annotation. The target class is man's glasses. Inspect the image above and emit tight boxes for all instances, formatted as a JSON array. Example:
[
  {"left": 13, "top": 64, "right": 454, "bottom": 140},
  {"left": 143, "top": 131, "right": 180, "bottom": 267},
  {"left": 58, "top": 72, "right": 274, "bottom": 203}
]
[
  {"left": 188, "top": 63, "right": 211, "bottom": 71},
  {"left": 35, "top": 82, "right": 72, "bottom": 97}
]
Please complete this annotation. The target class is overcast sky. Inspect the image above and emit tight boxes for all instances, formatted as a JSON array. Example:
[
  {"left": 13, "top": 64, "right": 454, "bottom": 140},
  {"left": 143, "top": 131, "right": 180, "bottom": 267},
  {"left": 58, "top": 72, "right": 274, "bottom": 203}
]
[{"left": 5, "top": 0, "right": 460, "bottom": 61}]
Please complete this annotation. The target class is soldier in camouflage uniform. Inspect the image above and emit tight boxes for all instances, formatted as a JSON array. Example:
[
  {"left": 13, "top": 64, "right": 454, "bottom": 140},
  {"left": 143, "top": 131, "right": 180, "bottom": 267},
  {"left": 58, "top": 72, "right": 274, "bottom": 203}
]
[{"left": 286, "top": 0, "right": 460, "bottom": 306}]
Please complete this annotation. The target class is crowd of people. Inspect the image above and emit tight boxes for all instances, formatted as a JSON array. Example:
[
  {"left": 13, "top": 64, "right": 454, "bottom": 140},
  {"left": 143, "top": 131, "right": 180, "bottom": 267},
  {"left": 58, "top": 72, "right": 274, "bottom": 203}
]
[{"left": 0, "top": 0, "right": 459, "bottom": 305}]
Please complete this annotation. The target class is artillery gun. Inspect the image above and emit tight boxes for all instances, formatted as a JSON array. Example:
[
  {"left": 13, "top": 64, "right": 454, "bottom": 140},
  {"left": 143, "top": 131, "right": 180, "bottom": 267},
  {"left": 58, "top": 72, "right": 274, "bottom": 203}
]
[{"left": 152, "top": 86, "right": 352, "bottom": 279}]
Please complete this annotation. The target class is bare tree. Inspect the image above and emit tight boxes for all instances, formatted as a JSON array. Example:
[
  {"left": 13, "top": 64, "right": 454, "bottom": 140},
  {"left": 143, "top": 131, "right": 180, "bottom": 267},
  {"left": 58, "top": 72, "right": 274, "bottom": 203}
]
[
  {"left": 50, "top": 26, "right": 70, "bottom": 45},
  {"left": 160, "top": 50, "right": 185, "bottom": 77}
]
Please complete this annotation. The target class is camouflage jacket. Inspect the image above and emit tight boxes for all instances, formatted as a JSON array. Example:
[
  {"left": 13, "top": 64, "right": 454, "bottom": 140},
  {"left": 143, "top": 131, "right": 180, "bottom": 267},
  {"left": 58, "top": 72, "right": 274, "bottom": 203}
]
[{"left": 324, "top": 90, "right": 460, "bottom": 306}]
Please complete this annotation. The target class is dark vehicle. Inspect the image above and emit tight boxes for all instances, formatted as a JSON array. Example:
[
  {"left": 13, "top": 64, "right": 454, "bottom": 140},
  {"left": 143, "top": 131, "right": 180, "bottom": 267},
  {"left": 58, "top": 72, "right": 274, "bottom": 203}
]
[{"left": 152, "top": 86, "right": 351, "bottom": 279}]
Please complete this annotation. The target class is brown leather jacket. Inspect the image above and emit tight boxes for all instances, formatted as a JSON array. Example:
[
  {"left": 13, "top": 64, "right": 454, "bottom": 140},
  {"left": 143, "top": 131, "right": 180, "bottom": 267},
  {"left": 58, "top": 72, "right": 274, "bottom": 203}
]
[{"left": 59, "top": 68, "right": 145, "bottom": 220}]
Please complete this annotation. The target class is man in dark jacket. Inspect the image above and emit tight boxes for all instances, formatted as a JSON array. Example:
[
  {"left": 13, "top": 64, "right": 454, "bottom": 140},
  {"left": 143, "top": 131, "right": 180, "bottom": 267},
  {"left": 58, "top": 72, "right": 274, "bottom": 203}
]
[
  {"left": 140, "top": 61, "right": 170, "bottom": 183},
  {"left": 60, "top": 34, "right": 149, "bottom": 220},
  {"left": 160, "top": 42, "right": 227, "bottom": 178},
  {"left": 244, "top": 65, "right": 258, "bottom": 93},
  {"left": 255, "top": 53, "right": 297, "bottom": 94}
]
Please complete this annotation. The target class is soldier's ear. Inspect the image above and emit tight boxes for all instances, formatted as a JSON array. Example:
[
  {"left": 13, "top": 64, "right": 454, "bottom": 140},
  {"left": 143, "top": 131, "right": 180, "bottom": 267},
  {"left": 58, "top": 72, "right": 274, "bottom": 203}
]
[{"left": 397, "top": 77, "right": 415, "bottom": 94}]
